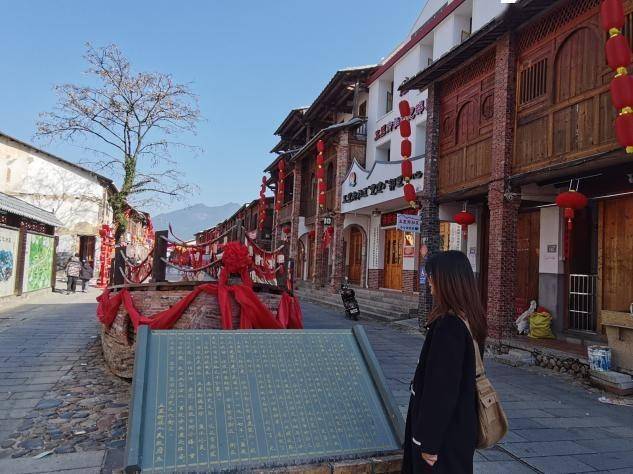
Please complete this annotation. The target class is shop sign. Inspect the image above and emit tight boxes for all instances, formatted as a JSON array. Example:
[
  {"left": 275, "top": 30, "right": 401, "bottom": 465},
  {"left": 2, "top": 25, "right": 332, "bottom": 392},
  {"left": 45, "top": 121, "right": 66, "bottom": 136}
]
[
  {"left": 403, "top": 232, "right": 415, "bottom": 259},
  {"left": 323, "top": 216, "right": 333, "bottom": 226},
  {"left": 396, "top": 214, "right": 421, "bottom": 233},
  {"left": 374, "top": 100, "right": 426, "bottom": 141},
  {"left": 343, "top": 171, "right": 423, "bottom": 204},
  {"left": 381, "top": 208, "right": 418, "bottom": 227}
]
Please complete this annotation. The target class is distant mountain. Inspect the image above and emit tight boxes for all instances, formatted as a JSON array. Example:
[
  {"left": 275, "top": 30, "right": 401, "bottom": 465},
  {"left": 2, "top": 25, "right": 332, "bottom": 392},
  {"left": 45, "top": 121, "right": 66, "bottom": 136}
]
[{"left": 152, "top": 202, "right": 242, "bottom": 240}]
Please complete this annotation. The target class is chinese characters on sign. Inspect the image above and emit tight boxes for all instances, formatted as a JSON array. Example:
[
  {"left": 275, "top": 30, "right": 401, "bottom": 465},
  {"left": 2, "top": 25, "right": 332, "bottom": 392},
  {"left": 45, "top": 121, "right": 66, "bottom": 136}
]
[
  {"left": 396, "top": 214, "right": 421, "bottom": 233},
  {"left": 374, "top": 100, "right": 426, "bottom": 141},
  {"left": 343, "top": 171, "right": 423, "bottom": 204},
  {"left": 126, "top": 328, "right": 403, "bottom": 473}
]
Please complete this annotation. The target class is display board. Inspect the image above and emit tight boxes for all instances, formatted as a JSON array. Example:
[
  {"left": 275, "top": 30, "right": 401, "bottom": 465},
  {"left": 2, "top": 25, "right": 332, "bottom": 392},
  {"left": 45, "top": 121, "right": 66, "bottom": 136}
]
[
  {"left": 125, "top": 327, "right": 404, "bottom": 473},
  {"left": 0, "top": 226, "right": 19, "bottom": 297},
  {"left": 22, "top": 233, "right": 54, "bottom": 292}
]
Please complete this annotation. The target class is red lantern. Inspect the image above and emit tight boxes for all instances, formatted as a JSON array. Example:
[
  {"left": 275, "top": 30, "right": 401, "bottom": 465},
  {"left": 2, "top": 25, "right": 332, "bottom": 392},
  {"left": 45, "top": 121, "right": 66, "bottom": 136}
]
[
  {"left": 555, "top": 190, "right": 588, "bottom": 259},
  {"left": 316, "top": 167, "right": 325, "bottom": 180},
  {"left": 278, "top": 159, "right": 285, "bottom": 171},
  {"left": 610, "top": 74, "right": 633, "bottom": 109},
  {"left": 283, "top": 226, "right": 291, "bottom": 235},
  {"left": 401, "top": 138, "right": 412, "bottom": 158},
  {"left": 401, "top": 159, "right": 413, "bottom": 179},
  {"left": 399, "top": 119, "right": 411, "bottom": 138},
  {"left": 600, "top": 0, "right": 625, "bottom": 33},
  {"left": 399, "top": 100, "right": 411, "bottom": 117},
  {"left": 616, "top": 112, "right": 633, "bottom": 152},
  {"left": 316, "top": 139, "right": 325, "bottom": 153},
  {"left": 403, "top": 183, "right": 416, "bottom": 203},
  {"left": 454, "top": 210, "right": 476, "bottom": 242},
  {"left": 606, "top": 34, "right": 632, "bottom": 71}
]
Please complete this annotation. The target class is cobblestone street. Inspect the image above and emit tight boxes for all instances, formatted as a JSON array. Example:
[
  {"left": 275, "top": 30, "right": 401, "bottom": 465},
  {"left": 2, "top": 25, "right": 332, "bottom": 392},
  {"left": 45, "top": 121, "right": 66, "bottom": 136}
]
[{"left": 0, "top": 294, "right": 633, "bottom": 473}]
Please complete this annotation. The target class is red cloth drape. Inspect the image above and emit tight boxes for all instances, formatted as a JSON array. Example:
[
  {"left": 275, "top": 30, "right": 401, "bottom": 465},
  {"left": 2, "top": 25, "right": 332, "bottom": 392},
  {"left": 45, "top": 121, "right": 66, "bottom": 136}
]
[{"left": 96, "top": 282, "right": 302, "bottom": 331}]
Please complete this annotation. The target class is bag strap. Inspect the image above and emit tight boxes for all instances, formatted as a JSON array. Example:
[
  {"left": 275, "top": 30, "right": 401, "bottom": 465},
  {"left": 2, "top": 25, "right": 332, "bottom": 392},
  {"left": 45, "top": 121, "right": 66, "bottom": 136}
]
[{"left": 459, "top": 317, "right": 485, "bottom": 378}]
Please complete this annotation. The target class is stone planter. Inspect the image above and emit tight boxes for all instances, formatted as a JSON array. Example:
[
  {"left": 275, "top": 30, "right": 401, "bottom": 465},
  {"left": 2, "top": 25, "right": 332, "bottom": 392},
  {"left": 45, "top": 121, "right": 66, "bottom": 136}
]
[
  {"left": 601, "top": 310, "right": 633, "bottom": 372},
  {"left": 100, "top": 281, "right": 285, "bottom": 378}
]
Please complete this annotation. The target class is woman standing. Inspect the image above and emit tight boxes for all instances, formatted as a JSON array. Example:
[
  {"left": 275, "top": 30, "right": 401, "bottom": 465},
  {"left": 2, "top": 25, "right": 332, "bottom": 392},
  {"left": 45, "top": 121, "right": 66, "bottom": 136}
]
[{"left": 403, "top": 251, "right": 487, "bottom": 473}]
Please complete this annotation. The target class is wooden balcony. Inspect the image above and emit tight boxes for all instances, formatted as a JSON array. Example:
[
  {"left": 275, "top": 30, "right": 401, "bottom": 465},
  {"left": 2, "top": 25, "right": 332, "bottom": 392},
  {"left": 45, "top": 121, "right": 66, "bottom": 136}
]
[{"left": 277, "top": 202, "right": 292, "bottom": 224}]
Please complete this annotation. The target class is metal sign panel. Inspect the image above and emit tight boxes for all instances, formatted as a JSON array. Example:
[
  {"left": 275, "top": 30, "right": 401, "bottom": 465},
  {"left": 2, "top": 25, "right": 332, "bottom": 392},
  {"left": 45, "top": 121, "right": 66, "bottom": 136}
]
[
  {"left": 125, "top": 327, "right": 404, "bottom": 473},
  {"left": 396, "top": 214, "right": 421, "bottom": 233}
]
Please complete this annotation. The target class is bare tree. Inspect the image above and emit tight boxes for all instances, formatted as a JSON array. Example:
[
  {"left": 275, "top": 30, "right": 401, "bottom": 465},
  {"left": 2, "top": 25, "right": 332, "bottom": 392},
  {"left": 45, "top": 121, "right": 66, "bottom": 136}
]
[{"left": 37, "top": 43, "right": 201, "bottom": 240}]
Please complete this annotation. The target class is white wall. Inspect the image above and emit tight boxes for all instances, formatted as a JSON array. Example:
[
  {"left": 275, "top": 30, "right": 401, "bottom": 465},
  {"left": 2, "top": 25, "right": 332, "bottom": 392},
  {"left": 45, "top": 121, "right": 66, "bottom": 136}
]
[
  {"left": 368, "top": 213, "right": 384, "bottom": 270},
  {"left": 0, "top": 137, "right": 112, "bottom": 254},
  {"left": 539, "top": 206, "right": 564, "bottom": 274},
  {"left": 472, "top": 0, "right": 507, "bottom": 31}
]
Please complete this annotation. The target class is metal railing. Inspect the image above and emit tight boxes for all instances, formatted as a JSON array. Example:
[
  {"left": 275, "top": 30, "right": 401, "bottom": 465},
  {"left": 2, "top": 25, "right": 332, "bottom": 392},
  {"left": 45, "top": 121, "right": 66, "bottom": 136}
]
[{"left": 568, "top": 274, "right": 598, "bottom": 332}]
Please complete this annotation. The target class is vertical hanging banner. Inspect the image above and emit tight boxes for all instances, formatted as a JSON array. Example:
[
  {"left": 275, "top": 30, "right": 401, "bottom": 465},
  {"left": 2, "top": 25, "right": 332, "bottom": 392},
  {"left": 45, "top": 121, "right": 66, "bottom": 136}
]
[
  {"left": 0, "top": 227, "right": 19, "bottom": 297},
  {"left": 22, "top": 233, "right": 54, "bottom": 292}
]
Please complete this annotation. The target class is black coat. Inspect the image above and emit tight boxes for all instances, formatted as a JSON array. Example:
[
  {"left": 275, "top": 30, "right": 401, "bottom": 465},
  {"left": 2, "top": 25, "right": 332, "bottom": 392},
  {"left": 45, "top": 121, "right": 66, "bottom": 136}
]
[
  {"left": 79, "top": 263, "right": 93, "bottom": 280},
  {"left": 402, "top": 313, "right": 478, "bottom": 474}
]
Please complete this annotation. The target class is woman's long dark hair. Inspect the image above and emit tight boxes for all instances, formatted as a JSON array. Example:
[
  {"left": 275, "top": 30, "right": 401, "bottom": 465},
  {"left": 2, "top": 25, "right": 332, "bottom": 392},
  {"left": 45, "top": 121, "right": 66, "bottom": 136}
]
[{"left": 424, "top": 250, "right": 487, "bottom": 347}]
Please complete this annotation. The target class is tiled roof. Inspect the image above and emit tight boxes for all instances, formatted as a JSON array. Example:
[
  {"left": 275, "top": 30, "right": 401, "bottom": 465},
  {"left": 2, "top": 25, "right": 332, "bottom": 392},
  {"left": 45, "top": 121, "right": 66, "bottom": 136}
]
[{"left": 0, "top": 192, "right": 63, "bottom": 227}]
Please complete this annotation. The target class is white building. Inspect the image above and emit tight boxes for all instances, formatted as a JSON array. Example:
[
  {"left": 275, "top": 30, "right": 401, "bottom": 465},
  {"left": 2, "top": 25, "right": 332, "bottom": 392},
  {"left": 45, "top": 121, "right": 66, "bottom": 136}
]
[
  {"left": 341, "top": 0, "right": 508, "bottom": 292},
  {"left": 0, "top": 132, "right": 116, "bottom": 269}
]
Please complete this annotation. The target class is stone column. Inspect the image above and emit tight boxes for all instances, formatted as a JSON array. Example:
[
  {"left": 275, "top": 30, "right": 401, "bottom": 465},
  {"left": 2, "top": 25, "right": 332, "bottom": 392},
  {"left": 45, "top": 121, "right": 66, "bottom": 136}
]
[
  {"left": 487, "top": 33, "right": 518, "bottom": 342},
  {"left": 418, "top": 82, "right": 442, "bottom": 326}
]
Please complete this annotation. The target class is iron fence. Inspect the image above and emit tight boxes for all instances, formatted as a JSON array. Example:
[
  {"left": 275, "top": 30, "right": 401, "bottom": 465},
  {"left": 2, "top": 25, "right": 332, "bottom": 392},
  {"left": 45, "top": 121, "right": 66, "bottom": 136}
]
[{"left": 568, "top": 273, "right": 597, "bottom": 332}]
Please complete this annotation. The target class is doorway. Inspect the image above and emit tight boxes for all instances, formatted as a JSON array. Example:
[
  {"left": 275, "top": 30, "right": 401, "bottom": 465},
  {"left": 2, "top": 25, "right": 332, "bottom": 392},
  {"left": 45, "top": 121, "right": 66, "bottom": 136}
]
[
  {"left": 383, "top": 228, "right": 403, "bottom": 290},
  {"left": 516, "top": 210, "right": 540, "bottom": 313},
  {"left": 348, "top": 227, "right": 363, "bottom": 285},
  {"left": 79, "top": 236, "right": 96, "bottom": 267}
]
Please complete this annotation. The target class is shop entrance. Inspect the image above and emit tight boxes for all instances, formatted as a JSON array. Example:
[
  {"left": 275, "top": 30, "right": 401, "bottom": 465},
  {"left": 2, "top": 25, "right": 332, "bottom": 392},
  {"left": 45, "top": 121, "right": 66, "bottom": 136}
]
[
  {"left": 383, "top": 228, "right": 403, "bottom": 290},
  {"left": 79, "top": 235, "right": 96, "bottom": 267},
  {"left": 601, "top": 195, "right": 633, "bottom": 315},
  {"left": 348, "top": 227, "right": 363, "bottom": 285},
  {"left": 516, "top": 210, "right": 540, "bottom": 313}
]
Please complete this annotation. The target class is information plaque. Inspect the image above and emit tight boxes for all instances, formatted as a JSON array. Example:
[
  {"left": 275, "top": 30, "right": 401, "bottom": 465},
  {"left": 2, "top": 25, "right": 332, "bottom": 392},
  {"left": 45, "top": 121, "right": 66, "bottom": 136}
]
[{"left": 125, "top": 326, "right": 404, "bottom": 473}]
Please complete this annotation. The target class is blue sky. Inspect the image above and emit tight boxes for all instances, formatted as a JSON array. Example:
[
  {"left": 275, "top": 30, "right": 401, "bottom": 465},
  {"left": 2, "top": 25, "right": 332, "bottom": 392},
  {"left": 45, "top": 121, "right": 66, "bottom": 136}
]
[{"left": 1, "top": 0, "right": 425, "bottom": 213}]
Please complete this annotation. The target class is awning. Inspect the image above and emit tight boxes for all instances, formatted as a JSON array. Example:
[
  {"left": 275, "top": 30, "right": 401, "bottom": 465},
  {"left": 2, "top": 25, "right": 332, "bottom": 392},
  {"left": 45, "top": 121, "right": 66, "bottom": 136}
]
[{"left": 0, "top": 191, "right": 63, "bottom": 227}]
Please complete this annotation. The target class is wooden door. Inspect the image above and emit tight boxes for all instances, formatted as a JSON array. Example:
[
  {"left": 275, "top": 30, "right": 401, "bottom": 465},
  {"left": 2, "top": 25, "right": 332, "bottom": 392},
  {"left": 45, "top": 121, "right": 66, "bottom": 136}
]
[
  {"left": 516, "top": 210, "right": 540, "bottom": 313},
  {"left": 79, "top": 236, "right": 96, "bottom": 267},
  {"left": 602, "top": 195, "right": 633, "bottom": 312},
  {"left": 348, "top": 227, "right": 363, "bottom": 284},
  {"left": 383, "top": 228, "right": 403, "bottom": 290}
]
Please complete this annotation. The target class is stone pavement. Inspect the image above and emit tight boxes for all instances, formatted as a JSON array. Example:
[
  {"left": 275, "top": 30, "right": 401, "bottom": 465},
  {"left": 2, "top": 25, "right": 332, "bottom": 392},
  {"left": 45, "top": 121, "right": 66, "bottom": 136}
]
[{"left": 0, "top": 290, "right": 632, "bottom": 473}]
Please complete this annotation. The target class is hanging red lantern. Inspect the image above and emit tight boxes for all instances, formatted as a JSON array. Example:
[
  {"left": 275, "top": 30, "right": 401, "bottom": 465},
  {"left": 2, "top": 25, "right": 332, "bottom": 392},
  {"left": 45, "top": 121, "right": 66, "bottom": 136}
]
[
  {"left": 316, "top": 139, "right": 325, "bottom": 153},
  {"left": 616, "top": 112, "right": 633, "bottom": 152},
  {"left": 610, "top": 74, "right": 633, "bottom": 110},
  {"left": 403, "top": 183, "right": 416, "bottom": 203},
  {"left": 399, "top": 119, "right": 411, "bottom": 138},
  {"left": 454, "top": 209, "right": 476, "bottom": 242},
  {"left": 316, "top": 166, "right": 325, "bottom": 180},
  {"left": 600, "top": 0, "right": 625, "bottom": 33},
  {"left": 316, "top": 140, "right": 326, "bottom": 209},
  {"left": 275, "top": 160, "right": 286, "bottom": 213},
  {"left": 401, "top": 158, "right": 413, "bottom": 179},
  {"left": 606, "top": 34, "right": 631, "bottom": 72},
  {"left": 401, "top": 138, "right": 412, "bottom": 158},
  {"left": 555, "top": 190, "right": 588, "bottom": 259},
  {"left": 398, "top": 100, "right": 411, "bottom": 117},
  {"left": 283, "top": 226, "right": 291, "bottom": 235}
]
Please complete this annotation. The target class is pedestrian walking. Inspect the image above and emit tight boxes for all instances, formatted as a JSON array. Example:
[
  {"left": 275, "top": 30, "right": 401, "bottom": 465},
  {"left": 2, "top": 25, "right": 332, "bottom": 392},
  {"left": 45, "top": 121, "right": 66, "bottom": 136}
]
[
  {"left": 65, "top": 254, "right": 82, "bottom": 294},
  {"left": 403, "top": 250, "right": 487, "bottom": 474},
  {"left": 79, "top": 259, "right": 93, "bottom": 292}
]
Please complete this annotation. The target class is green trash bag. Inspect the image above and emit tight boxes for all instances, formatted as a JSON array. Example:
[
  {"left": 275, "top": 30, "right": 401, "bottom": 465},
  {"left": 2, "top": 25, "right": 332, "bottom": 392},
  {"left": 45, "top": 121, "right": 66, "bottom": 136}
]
[{"left": 528, "top": 311, "right": 555, "bottom": 339}]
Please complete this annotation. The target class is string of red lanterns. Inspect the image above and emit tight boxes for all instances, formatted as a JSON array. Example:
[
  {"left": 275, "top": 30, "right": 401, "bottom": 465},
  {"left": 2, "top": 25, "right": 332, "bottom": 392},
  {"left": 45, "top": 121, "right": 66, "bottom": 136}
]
[
  {"left": 275, "top": 160, "right": 286, "bottom": 213},
  {"left": 257, "top": 176, "right": 267, "bottom": 231},
  {"left": 316, "top": 139, "right": 326, "bottom": 209},
  {"left": 398, "top": 100, "right": 417, "bottom": 208},
  {"left": 601, "top": 0, "right": 633, "bottom": 153}
]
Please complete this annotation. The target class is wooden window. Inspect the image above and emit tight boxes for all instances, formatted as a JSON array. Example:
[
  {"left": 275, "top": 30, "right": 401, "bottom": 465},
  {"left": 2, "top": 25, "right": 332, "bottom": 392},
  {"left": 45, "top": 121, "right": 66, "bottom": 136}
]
[
  {"left": 621, "top": 11, "right": 633, "bottom": 50},
  {"left": 519, "top": 58, "right": 548, "bottom": 105},
  {"left": 386, "top": 81, "right": 394, "bottom": 114},
  {"left": 554, "top": 27, "right": 599, "bottom": 102}
]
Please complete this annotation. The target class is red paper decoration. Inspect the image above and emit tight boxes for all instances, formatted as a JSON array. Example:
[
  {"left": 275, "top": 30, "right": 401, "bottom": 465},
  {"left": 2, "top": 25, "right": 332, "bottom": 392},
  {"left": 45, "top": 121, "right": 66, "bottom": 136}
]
[
  {"left": 275, "top": 160, "right": 285, "bottom": 212},
  {"left": 399, "top": 119, "right": 411, "bottom": 138},
  {"left": 555, "top": 190, "right": 588, "bottom": 259},
  {"left": 401, "top": 138, "right": 412, "bottom": 158},
  {"left": 258, "top": 175, "right": 267, "bottom": 231},
  {"left": 401, "top": 159, "right": 413, "bottom": 179}
]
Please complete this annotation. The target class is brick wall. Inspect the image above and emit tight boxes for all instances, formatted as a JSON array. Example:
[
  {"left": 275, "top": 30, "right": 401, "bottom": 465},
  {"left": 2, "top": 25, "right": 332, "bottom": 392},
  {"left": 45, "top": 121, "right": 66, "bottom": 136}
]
[
  {"left": 487, "top": 33, "right": 519, "bottom": 341},
  {"left": 418, "top": 82, "right": 442, "bottom": 324},
  {"left": 402, "top": 269, "right": 418, "bottom": 294},
  {"left": 367, "top": 269, "right": 383, "bottom": 289}
]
